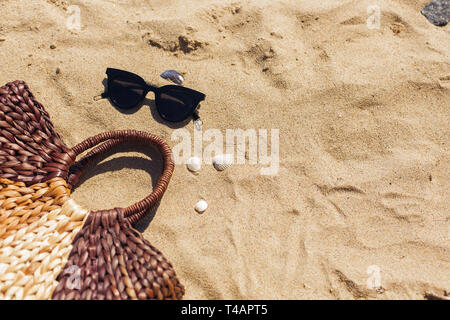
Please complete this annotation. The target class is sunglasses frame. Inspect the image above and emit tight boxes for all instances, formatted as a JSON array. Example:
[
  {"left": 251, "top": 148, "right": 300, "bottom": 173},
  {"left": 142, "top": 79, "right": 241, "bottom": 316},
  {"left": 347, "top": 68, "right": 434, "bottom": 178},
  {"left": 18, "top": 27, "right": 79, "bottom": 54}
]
[{"left": 104, "top": 68, "right": 206, "bottom": 122}]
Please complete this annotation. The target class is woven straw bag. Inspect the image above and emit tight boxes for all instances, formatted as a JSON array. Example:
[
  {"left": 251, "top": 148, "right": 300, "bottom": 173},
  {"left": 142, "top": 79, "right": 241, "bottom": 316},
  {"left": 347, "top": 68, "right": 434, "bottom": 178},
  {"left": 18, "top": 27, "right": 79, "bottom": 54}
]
[{"left": 0, "top": 80, "right": 184, "bottom": 300}]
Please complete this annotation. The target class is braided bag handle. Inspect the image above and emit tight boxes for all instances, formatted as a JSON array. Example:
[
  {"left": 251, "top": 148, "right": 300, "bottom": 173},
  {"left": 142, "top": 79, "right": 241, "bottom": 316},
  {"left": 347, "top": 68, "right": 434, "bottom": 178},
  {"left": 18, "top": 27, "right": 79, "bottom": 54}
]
[{"left": 67, "top": 130, "right": 175, "bottom": 224}]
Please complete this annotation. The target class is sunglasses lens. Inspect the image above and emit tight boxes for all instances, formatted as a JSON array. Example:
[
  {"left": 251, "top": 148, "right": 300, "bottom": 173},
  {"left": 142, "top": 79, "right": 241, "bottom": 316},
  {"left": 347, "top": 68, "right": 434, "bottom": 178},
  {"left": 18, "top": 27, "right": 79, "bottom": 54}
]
[
  {"left": 109, "top": 78, "right": 145, "bottom": 109},
  {"left": 157, "top": 89, "right": 195, "bottom": 122}
]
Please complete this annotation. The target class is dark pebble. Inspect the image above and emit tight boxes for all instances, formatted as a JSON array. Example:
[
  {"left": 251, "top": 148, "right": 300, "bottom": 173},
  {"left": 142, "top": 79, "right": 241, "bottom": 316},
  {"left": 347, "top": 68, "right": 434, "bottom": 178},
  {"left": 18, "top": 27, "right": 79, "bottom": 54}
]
[{"left": 421, "top": 0, "right": 450, "bottom": 26}]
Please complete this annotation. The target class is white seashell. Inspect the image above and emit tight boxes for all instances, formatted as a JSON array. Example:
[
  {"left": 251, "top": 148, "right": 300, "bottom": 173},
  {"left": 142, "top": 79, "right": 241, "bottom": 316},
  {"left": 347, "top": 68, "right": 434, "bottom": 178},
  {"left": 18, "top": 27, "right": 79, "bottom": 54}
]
[
  {"left": 186, "top": 157, "right": 201, "bottom": 172},
  {"left": 194, "top": 200, "right": 208, "bottom": 213},
  {"left": 212, "top": 154, "right": 233, "bottom": 171}
]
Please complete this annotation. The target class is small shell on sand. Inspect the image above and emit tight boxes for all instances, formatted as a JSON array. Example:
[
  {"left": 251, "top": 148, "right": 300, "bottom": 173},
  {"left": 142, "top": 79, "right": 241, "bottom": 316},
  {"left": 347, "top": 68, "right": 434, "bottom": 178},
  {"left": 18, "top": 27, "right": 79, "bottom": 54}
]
[
  {"left": 160, "top": 69, "right": 184, "bottom": 85},
  {"left": 212, "top": 154, "right": 233, "bottom": 171},
  {"left": 195, "top": 200, "right": 208, "bottom": 213},
  {"left": 186, "top": 156, "right": 201, "bottom": 172}
]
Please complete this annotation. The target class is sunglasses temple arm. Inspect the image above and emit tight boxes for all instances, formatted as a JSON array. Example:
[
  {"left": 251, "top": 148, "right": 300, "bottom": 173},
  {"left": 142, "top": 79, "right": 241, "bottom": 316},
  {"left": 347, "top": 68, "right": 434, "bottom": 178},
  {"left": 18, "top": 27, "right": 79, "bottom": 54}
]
[{"left": 93, "top": 92, "right": 108, "bottom": 101}]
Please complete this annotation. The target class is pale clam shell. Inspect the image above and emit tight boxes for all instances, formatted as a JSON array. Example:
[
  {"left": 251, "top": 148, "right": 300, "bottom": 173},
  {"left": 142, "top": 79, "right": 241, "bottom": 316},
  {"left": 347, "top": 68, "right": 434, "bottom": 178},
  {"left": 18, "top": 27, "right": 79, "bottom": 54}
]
[
  {"left": 194, "top": 200, "right": 208, "bottom": 213},
  {"left": 186, "top": 156, "right": 201, "bottom": 172},
  {"left": 212, "top": 154, "right": 233, "bottom": 171}
]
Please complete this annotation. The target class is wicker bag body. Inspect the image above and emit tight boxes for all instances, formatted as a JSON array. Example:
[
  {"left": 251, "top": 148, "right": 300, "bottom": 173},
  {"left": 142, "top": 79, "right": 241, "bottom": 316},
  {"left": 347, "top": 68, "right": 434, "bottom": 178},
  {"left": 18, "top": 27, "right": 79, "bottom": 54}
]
[{"left": 0, "top": 81, "right": 184, "bottom": 300}]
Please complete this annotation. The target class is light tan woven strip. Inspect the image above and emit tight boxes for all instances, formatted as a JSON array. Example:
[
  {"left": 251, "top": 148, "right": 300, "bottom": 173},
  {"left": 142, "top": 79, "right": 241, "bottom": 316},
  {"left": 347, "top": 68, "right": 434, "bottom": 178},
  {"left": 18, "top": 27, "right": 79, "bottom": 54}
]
[{"left": 0, "top": 178, "right": 89, "bottom": 300}]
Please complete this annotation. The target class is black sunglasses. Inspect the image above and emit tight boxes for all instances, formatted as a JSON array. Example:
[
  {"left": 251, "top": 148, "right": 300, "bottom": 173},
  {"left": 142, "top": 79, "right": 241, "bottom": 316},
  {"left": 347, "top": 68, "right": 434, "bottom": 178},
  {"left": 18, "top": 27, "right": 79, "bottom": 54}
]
[{"left": 100, "top": 68, "right": 206, "bottom": 122}]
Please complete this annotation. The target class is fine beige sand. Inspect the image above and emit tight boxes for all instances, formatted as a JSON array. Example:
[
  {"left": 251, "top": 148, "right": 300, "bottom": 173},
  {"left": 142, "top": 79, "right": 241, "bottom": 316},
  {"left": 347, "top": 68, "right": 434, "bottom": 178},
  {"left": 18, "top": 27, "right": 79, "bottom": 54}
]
[{"left": 1, "top": 0, "right": 449, "bottom": 299}]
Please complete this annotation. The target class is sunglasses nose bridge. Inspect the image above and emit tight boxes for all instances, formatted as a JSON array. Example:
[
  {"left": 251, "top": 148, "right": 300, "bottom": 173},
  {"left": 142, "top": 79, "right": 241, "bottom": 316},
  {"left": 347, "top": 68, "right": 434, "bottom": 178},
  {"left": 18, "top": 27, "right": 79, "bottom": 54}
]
[{"left": 145, "top": 83, "right": 158, "bottom": 93}]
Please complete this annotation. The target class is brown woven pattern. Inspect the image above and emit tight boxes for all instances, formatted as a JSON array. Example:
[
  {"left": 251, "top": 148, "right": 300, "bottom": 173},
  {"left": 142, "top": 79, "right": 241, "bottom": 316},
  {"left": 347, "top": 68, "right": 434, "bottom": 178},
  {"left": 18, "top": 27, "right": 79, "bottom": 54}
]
[
  {"left": 0, "top": 81, "right": 75, "bottom": 185},
  {"left": 0, "top": 178, "right": 88, "bottom": 299},
  {"left": 52, "top": 208, "right": 185, "bottom": 300}
]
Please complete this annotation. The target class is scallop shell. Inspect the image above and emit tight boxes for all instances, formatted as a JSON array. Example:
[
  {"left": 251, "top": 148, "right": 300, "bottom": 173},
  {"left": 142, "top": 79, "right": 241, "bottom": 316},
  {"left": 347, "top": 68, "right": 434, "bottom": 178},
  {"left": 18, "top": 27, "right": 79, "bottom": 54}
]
[
  {"left": 194, "top": 200, "right": 208, "bottom": 213},
  {"left": 186, "top": 156, "right": 201, "bottom": 172},
  {"left": 160, "top": 70, "right": 184, "bottom": 85},
  {"left": 212, "top": 154, "right": 233, "bottom": 171}
]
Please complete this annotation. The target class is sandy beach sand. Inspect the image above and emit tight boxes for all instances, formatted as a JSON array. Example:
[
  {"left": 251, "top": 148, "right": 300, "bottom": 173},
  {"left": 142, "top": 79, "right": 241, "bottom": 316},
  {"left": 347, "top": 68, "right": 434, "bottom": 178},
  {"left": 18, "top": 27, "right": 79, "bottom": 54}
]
[{"left": 0, "top": 0, "right": 448, "bottom": 299}]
